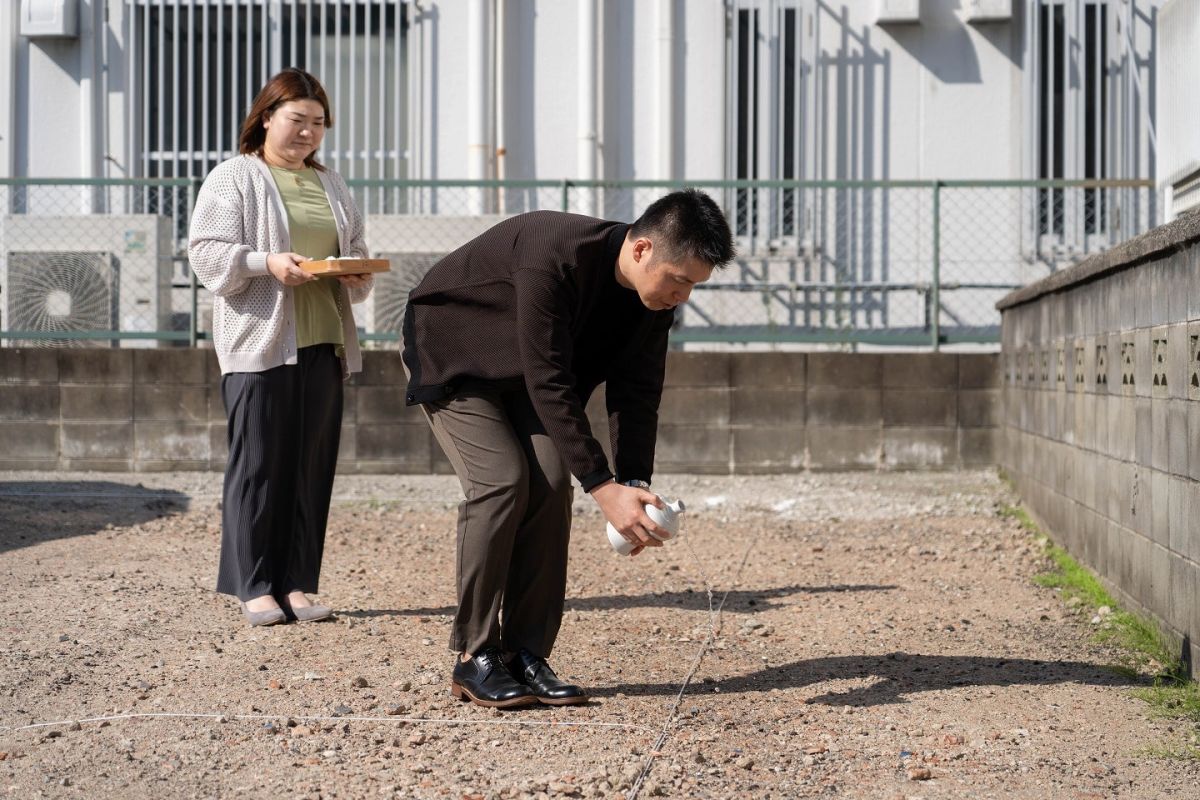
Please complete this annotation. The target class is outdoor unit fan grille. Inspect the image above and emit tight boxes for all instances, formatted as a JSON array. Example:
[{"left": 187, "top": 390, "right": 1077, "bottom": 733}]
[
  {"left": 372, "top": 252, "right": 445, "bottom": 334},
  {"left": 4, "top": 251, "right": 117, "bottom": 347}
]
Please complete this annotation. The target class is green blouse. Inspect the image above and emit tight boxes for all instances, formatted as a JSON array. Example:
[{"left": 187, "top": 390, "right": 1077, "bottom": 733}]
[{"left": 268, "top": 165, "right": 344, "bottom": 350}]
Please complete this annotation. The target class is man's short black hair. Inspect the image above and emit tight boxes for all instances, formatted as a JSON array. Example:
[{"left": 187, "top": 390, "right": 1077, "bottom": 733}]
[{"left": 629, "top": 189, "right": 736, "bottom": 268}]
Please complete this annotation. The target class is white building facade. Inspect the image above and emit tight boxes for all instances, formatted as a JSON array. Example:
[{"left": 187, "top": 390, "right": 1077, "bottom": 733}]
[
  {"left": 2, "top": 1, "right": 1160, "bottom": 186},
  {"left": 0, "top": 0, "right": 1165, "bottom": 346}
]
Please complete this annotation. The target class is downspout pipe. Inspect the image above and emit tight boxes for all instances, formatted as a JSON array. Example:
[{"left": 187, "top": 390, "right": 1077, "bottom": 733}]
[
  {"left": 467, "top": 0, "right": 489, "bottom": 213},
  {"left": 495, "top": 0, "right": 507, "bottom": 210},
  {"left": 577, "top": 0, "right": 597, "bottom": 215},
  {"left": 657, "top": 0, "right": 674, "bottom": 180},
  {"left": 80, "top": 0, "right": 104, "bottom": 210}
]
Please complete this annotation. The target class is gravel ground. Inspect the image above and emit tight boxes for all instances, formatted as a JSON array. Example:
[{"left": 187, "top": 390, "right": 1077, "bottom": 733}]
[{"left": 1, "top": 469, "right": 1197, "bottom": 799}]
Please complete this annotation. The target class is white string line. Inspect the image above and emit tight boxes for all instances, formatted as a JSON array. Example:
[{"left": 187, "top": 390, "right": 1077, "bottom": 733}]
[
  {"left": 0, "top": 711, "right": 657, "bottom": 735},
  {"left": 0, "top": 491, "right": 455, "bottom": 504},
  {"left": 626, "top": 535, "right": 758, "bottom": 800}
]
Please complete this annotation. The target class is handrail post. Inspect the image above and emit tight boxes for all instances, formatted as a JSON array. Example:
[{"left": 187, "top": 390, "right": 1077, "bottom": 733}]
[
  {"left": 931, "top": 181, "right": 941, "bottom": 352},
  {"left": 560, "top": 179, "right": 570, "bottom": 212}
]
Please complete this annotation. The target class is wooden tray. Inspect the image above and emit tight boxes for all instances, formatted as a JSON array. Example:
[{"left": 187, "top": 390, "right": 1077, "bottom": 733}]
[{"left": 299, "top": 257, "right": 391, "bottom": 276}]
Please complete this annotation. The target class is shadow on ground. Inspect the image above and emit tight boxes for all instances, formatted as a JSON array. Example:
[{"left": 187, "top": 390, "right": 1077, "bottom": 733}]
[
  {"left": 344, "top": 583, "right": 899, "bottom": 619},
  {"left": 590, "top": 652, "right": 1142, "bottom": 705},
  {"left": 0, "top": 481, "right": 190, "bottom": 554}
]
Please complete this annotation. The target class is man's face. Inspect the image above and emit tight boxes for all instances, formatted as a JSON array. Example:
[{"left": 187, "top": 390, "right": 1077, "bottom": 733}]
[{"left": 629, "top": 239, "right": 714, "bottom": 311}]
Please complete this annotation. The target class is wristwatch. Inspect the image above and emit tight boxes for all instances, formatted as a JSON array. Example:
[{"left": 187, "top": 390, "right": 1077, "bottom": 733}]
[{"left": 622, "top": 479, "right": 651, "bottom": 490}]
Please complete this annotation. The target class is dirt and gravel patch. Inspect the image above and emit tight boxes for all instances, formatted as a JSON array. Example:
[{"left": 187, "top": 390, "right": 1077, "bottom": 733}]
[{"left": 1, "top": 469, "right": 1196, "bottom": 798}]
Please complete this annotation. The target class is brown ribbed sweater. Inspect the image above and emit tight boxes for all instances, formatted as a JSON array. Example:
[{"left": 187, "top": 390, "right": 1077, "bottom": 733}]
[{"left": 402, "top": 211, "right": 673, "bottom": 492}]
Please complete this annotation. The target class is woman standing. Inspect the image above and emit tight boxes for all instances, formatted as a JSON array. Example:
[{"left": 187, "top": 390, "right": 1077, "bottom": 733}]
[{"left": 189, "top": 68, "right": 372, "bottom": 626}]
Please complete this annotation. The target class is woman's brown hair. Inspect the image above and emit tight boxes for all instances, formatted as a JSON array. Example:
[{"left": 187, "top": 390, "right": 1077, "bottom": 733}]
[{"left": 238, "top": 68, "right": 333, "bottom": 169}]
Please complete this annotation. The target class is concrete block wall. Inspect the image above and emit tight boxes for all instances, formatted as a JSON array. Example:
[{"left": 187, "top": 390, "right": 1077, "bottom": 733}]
[
  {"left": 1, "top": 350, "right": 997, "bottom": 475},
  {"left": 997, "top": 209, "right": 1200, "bottom": 676}
]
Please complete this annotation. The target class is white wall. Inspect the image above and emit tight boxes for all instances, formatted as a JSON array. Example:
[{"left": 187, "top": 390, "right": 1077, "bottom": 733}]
[
  {"left": 0, "top": 0, "right": 1154, "bottom": 186},
  {"left": 1158, "top": 0, "right": 1200, "bottom": 217}
]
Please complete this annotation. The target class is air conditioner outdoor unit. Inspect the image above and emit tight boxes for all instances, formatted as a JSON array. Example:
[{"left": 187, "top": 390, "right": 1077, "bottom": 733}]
[
  {"left": 0, "top": 214, "right": 174, "bottom": 347},
  {"left": 2, "top": 251, "right": 117, "bottom": 346},
  {"left": 360, "top": 215, "right": 510, "bottom": 337}
]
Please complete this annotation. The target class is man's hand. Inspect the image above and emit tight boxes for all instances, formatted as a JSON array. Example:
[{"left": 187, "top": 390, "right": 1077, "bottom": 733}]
[
  {"left": 267, "top": 252, "right": 317, "bottom": 286},
  {"left": 590, "top": 480, "right": 666, "bottom": 556}
]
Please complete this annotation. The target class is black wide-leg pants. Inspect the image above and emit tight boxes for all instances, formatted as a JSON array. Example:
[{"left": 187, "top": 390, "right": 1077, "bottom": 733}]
[{"left": 216, "top": 344, "right": 343, "bottom": 601}]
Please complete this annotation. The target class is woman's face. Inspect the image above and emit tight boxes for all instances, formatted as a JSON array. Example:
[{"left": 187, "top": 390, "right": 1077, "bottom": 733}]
[{"left": 262, "top": 98, "right": 326, "bottom": 166}]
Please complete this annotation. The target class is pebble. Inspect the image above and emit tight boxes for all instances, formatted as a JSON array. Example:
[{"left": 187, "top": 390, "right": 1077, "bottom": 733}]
[
  {"left": 907, "top": 767, "right": 932, "bottom": 781},
  {"left": 331, "top": 704, "right": 353, "bottom": 717},
  {"left": 351, "top": 676, "right": 370, "bottom": 688}
]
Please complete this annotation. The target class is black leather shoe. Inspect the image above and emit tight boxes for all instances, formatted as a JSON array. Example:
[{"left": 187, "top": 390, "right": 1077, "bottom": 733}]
[
  {"left": 450, "top": 648, "right": 538, "bottom": 709},
  {"left": 506, "top": 649, "right": 589, "bottom": 706}
]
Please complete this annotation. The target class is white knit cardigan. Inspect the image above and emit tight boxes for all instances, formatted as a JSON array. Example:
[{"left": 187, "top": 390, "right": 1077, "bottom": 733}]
[{"left": 188, "top": 154, "right": 373, "bottom": 377}]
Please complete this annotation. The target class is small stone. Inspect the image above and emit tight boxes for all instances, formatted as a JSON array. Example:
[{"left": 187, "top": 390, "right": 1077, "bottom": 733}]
[
  {"left": 385, "top": 704, "right": 407, "bottom": 716},
  {"left": 393, "top": 680, "right": 413, "bottom": 691},
  {"left": 58, "top": 634, "right": 70, "bottom": 642},
  {"left": 303, "top": 671, "right": 324, "bottom": 681},
  {"left": 292, "top": 726, "right": 312, "bottom": 737},
  {"left": 267, "top": 679, "right": 282, "bottom": 690},
  {"left": 735, "top": 756, "right": 754, "bottom": 770},
  {"left": 351, "top": 676, "right": 370, "bottom": 688},
  {"left": 331, "top": 704, "right": 353, "bottom": 717},
  {"left": 943, "top": 734, "right": 965, "bottom": 746},
  {"left": 0, "top": 752, "right": 8, "bottom": 761},
  {"left": 907, "top": 767, "right": 932, "bottom": 781},
  {"left": 421, "top": 638, "right": 434, "bottom": 646},
  {"left": 68, "top": 722, "right": 81, "bottom": 732}
]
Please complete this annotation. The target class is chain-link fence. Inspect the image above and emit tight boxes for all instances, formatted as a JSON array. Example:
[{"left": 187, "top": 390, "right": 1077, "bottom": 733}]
[{"left": 0, "top": 178, "right": 1155, "bottom": 350}]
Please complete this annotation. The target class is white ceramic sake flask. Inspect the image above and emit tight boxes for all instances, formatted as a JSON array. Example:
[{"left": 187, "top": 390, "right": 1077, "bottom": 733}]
[{"left": 606, "top": 497, "right": 686, "bottom": 555}]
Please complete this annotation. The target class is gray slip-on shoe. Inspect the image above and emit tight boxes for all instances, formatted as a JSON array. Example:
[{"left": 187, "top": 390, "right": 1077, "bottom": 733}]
[
  {"left": 279, "top": 596, "right": 334, "bottom": 622},
  {"left": 240, "top": 602, "right": 287, "bottom": 627}
]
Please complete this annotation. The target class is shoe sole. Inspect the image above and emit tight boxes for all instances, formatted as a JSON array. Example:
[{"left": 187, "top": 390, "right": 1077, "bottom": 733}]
[
  {"left": 536, "top": 694, "right": 589, "bottom": 706},
  {"left": 450, "top": 681, "right": 538, "bottom": 709}
]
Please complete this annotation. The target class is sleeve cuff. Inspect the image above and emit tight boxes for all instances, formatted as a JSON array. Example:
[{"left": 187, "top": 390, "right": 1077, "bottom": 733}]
[
  {"left": 244, "top": 251, "right": 271, "bottom": 276},
  {"left": 580, "top": 468, "right": 615, "bottom": 493}
]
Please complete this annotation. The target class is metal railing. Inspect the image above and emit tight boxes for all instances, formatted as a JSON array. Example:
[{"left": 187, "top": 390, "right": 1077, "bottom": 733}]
[{"left": 0, "top": 177, "right": 1156, "bottom": 351}]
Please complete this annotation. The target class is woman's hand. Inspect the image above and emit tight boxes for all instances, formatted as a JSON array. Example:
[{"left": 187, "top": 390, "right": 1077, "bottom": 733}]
[
  {"left": 266, "top": 252, "right": 317, "bottom": 286},
  {"left": 335, "top": 273, "right": 372, "bottom": 289}
]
